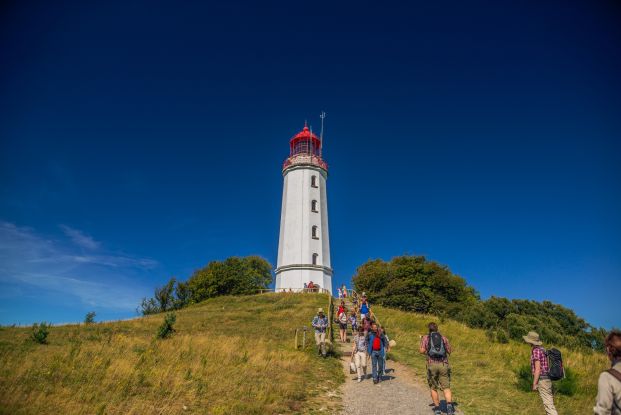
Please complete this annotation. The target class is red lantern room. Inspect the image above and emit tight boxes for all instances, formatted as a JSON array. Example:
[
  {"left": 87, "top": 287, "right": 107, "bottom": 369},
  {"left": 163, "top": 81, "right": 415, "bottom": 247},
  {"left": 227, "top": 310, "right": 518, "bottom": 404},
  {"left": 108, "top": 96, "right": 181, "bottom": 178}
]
[
  {"left": 289, "top": 122, "right": 321, "bottom": 156},
  {"left": 283, "top": 122, "right": 328, "bottom": 173}
]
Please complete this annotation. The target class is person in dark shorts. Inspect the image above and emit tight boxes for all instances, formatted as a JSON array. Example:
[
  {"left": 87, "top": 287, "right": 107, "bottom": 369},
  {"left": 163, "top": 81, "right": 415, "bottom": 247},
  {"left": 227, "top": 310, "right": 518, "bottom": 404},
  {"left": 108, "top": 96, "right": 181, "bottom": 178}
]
[
  {"left": 338, "top": 307, "right": 348, "bottom": 342},
  {"left": 420, "top": 322, "right": 454, "bottom": 415}
]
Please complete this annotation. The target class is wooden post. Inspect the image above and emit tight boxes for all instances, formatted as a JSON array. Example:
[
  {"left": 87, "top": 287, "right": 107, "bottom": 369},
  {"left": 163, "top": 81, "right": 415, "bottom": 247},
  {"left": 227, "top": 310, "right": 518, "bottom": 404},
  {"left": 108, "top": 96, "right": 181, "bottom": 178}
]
[
  {"left": 295, "top": 328, "right": 299, "bottom": 349},
  {"left": 302, "top": 327, "right": 307, "bottom": 349}
]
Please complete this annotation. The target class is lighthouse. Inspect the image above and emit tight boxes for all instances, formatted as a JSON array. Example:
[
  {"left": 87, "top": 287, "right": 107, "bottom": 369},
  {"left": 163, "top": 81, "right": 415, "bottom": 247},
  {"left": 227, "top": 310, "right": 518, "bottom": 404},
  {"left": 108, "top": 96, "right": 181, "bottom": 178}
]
[{"left": 275, "top": 122, "right": 333, "bottom": 294}]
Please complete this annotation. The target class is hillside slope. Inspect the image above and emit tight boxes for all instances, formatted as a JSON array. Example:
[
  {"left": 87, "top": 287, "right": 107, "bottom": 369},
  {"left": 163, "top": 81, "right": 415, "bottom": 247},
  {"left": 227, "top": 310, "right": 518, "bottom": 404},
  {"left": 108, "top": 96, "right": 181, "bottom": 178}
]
[
  {"left": 0, "top": 293, "right": 343, "bottom": 415},
  {"left": 376, "top": 305, "right": 607, "bottom": 415}
]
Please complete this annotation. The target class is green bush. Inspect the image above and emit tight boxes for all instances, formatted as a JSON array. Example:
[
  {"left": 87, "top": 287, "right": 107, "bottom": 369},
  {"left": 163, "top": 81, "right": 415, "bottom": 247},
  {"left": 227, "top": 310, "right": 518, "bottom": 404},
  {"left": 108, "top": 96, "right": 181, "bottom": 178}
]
[
  {"left": 515, "top": 364, "right": 578, "bottom": 396},
  {"left": 515, "top": 364, "right": 532, "bottom": 392},
  {"left": 84, "top": 311, "right": 96, "bottom": 324},
  {"left": 554, "top": 367, "right": 578, "bottom": 396},
  {"left": 31, "top": 322, "right": 50, "bottom": 344},
  {"left": 157, "top": 312, "right": 176, "bottom": 339},
  {"left": 496, "top": 329, "right": 509, "bottom": 344}
]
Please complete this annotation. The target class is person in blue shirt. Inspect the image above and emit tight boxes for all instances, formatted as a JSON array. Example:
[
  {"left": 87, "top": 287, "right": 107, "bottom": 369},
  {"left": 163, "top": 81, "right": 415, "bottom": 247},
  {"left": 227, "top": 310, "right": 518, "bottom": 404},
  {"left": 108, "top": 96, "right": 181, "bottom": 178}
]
[
  {"left": 360, "top": 298, "right": 370, "bottom": 319},
  {"left": 367, "top": 322, "right": 388, "bottom": 384}
]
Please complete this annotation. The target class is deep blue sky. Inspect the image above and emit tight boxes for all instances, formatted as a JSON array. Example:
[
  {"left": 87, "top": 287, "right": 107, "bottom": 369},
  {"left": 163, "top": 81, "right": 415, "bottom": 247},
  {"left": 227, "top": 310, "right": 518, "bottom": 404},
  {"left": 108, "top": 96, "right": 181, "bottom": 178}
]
[{"left": 1, "top": 1, "right": 619, "bottom": 328}]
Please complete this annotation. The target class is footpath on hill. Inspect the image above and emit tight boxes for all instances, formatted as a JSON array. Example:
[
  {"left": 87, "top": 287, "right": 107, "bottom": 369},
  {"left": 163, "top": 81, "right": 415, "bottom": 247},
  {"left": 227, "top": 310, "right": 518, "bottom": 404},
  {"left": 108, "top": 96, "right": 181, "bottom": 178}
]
[{"left": 335, "top": 296, "right": 460, "bottom": 415}]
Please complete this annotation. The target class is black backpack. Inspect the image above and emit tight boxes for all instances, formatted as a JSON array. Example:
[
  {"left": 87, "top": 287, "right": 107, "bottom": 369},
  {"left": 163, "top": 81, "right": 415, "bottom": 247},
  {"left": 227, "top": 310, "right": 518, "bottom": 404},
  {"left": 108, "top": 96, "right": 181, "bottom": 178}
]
[
  {"left": 427, "top": 332, "right": 447, "bottom": 359},
  {"left": 546, "top": 348, "right": 564, "bottom": 381}
]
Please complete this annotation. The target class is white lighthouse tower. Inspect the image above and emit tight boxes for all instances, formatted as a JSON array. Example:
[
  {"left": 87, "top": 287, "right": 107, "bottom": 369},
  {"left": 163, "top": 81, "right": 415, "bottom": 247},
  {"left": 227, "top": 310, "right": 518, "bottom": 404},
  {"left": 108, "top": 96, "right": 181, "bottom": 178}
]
[{"left": 275, "top": 122, "right": 333, "bottom": 294}]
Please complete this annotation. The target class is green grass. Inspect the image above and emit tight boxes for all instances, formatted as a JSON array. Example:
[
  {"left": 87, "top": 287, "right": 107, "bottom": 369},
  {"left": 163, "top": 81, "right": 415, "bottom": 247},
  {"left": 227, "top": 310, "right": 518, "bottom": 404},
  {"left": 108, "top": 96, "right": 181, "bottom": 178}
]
[
  {"left": 377, "top": 305, "right": 607, "bottom": 415},
  {"left": 0, "top": 293, "right": 343, "bottom": 415}
]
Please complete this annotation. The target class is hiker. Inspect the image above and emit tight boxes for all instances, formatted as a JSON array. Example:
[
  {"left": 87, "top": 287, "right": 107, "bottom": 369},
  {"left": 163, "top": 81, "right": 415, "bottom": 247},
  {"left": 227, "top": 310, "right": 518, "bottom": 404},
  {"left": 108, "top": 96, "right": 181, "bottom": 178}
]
[
  {"left": 594, "top": 329, "right": 621, "bottom": 414},
  {"left": 420, "top": 322, "right": 455, "bottom": 415},
  {"left": 337, "top": 287, "right": 343, "bottom": 299},
  {"left": 312, "top": 308, "right": 329, "bottom": 357},
  {"left": 303, "top": 282, "right": 308, "bottom": 291},
  {"left": 523, "top": 331, "right": 558, "bottom": 415},
  {"left": 338, "top": 308, "right": 348, "bottom": 343},
  {"left": 352, "top": 291, "right": 359, "bottom": 309},
  {"left": 352, "top": 326, "right": 368, "bottom": 382},
  {"left": 359, "top": 297, "right": 370, "bottom": 320},
  {"left": 337, "top": 300, "right": 346, "bottom": 317},
  {"left": 342, "top": 284, "right": 348, "bottom": 298},
  {"left": 349, "top": 311, "right": 358, "bottom": 334},
  {"left": 368, "top": 322, "right": 387, "bottom": 384}
]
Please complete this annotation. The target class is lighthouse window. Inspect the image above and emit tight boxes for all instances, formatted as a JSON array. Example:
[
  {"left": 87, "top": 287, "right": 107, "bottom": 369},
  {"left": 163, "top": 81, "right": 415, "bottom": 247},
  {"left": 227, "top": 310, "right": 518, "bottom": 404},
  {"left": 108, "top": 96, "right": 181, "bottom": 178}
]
[
  {"left": 311, "top": 175, "right": 318, "bottom": 188},
  {"left": 312, "top": 226, "right": 319, "bottom": 239},
  {"left": 312, "top": 253, "right": 318, "bottom": 265},
  {"left": 311, "top": 200, "right": 318, "bottom": 212}
]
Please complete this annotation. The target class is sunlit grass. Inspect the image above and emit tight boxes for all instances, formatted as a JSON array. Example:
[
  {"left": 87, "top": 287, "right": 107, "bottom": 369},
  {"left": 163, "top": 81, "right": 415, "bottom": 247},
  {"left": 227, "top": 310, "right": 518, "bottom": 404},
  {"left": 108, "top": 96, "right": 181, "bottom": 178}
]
[
  {"left": 0, "top": 293, "right": 343, "bottom": 415},
  {"left": 377, "top": 305, "right": 607, "bottom": 415}
]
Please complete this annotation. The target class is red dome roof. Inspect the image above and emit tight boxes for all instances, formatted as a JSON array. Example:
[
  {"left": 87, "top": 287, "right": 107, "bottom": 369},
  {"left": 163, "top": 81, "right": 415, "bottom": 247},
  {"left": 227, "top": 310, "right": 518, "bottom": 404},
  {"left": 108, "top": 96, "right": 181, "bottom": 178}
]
[
  {"left": 290, "top": 123, "right": 321, "bottom": 149},
  {"left": 291, "top": 124, "right": 320, "bottom": 141}
]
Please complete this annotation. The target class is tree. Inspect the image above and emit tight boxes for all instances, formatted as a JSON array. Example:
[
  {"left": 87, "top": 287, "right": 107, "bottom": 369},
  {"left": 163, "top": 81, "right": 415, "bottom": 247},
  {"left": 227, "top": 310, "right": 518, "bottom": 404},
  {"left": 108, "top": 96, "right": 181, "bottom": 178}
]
[
  {"left": 352, "top": 255, "right": 478, "bottom": 314},
  {"left": 154, "top": 277, "right": 176, "bottom": 312},
  {"left": 174, "top": 280, "right": 190, "bottom": 309},
  {"left": 188, "top": 256, "right": 272, "bottom": 303},
  {"left": 84, "top": 311, "right": 96, "bottom": 324}
]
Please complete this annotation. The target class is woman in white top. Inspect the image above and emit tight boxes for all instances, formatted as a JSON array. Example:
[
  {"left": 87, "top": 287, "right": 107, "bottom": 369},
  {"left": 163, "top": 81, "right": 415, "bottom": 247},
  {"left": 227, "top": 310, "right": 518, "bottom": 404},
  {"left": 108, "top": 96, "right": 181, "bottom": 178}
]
[{"left": 351, "top": 327, "right": 368, "bottom": 382}]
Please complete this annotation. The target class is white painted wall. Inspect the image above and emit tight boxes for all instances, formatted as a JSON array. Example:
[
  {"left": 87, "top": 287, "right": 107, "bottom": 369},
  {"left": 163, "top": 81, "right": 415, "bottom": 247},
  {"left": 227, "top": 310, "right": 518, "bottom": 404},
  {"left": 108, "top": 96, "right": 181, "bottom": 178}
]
[{"left": 276, "top": 165, "right": 332, "bottom": 293}]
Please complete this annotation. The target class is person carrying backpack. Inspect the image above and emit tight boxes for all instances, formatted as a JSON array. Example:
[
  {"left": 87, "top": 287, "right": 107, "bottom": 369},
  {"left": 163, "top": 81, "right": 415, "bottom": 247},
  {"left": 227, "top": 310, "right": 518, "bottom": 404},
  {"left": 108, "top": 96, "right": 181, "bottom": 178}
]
[
  {"left": 367, "top": 322, "right": 388, "bottom": 384},
  {"left": 523, "top": 331, "right": 558, "bottom": 415},
  {"left": 419, "top": 322, "right": 454, "bottom": 415},
  {"left": 312, "top": 308, "right": 329, "bottom": 357},
  {"left": 594, "top": 330, "right": 621, "bottom": 414}
]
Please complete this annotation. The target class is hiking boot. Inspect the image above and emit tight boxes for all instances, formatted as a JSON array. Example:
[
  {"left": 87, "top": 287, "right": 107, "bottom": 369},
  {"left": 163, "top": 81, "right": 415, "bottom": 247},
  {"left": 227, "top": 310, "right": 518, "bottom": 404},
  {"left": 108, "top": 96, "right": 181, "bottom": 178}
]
[
  {"left": 357, "top": 377, "right": 362, "bottom": 383},
  {"left": 373, "top": 378, "right": 378, "bottom": 384},
  {"left": 433, "top": 408, "right": 442, "bottom": 415}
]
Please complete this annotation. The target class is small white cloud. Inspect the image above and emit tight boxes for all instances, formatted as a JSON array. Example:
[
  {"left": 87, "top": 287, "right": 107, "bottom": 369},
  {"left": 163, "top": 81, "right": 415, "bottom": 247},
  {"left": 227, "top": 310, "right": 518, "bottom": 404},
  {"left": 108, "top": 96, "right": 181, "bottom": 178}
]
[{"left": 59, "top": 224, "right": 100, "bottom": 250}]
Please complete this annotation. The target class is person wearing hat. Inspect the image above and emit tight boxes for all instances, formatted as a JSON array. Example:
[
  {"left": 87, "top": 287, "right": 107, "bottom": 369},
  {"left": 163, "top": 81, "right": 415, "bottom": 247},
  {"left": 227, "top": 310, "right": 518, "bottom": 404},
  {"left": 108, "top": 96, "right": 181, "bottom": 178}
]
[
  {"left": 523, "top": 331, "right": 558, "bottom": 415},
  {"left": 312, "top": 308, "right": 329, "bottom": 357}
]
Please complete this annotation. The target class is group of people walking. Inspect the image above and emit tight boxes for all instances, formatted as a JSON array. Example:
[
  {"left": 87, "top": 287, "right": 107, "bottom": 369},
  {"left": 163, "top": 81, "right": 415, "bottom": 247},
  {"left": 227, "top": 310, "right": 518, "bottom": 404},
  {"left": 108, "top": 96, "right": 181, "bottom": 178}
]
[{"left": 312, "top": 288, "right": 621, "bottom": 415}]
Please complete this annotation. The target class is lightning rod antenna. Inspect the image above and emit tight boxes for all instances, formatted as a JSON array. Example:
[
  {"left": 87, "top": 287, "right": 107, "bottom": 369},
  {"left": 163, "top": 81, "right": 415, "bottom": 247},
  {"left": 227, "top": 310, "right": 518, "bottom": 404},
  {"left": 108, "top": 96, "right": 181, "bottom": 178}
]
[{"left": 319, "top": 111, "right": 326, "bottom": 157}]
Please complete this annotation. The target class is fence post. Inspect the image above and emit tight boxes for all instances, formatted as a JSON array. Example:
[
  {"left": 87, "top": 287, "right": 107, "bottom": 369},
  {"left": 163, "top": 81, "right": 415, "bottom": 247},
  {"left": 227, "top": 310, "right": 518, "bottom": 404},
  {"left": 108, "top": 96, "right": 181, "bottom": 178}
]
[
  {"left": 302, "top": 327, "right": 307, "bottom": 349},
  {"left": 295, "top": 328, "right": 299, "bottom": 350}
]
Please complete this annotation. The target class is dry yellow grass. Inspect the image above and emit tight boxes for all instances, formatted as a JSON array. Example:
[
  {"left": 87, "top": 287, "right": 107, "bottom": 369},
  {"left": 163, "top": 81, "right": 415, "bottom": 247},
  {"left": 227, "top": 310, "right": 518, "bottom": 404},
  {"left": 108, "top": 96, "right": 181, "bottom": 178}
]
[
  {"left": 377, "top": 305, "right": 608, "bottom": 415},
  {"left": 0, "top": 293, "right": 344, "bottom": 415}
]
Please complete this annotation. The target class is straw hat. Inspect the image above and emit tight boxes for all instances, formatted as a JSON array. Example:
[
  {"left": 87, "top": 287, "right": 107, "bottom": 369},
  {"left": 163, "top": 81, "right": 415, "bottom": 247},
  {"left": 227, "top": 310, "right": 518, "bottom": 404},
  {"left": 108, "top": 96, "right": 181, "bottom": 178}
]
[
  {"left": 317, "top": 308, "right": 324, "bottom": 314},
  {"left": 523, "top": 331, "right": 542, "bottom": 346}
]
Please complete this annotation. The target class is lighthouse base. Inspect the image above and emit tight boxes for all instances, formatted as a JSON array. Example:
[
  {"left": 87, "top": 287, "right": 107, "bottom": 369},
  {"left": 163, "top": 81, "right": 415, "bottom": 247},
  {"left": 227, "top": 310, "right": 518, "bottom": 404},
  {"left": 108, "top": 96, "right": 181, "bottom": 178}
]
[{"left": 275, "top": 264, "right": 333, "bottom": 295}]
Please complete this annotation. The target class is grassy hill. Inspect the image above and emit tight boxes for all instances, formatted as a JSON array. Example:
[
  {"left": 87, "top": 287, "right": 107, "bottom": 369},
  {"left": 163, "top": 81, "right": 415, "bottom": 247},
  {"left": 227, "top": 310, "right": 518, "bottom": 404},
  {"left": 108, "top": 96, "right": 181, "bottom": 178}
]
[
  {"left": 0, "top": 293, "right": 343, "bottom": 415},
  {"left": 376, "top": 305, "right": 607, "bottom": 415}
]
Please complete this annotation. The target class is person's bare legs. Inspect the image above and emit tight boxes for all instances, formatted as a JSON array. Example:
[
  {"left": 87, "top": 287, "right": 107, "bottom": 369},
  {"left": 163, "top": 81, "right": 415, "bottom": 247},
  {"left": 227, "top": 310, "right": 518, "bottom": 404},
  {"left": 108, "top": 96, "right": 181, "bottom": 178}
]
[
  {"left": 443, "top": 388, "right": 452, "bottom": 403},
  {"left": 430, "top": 389, "right": 440, "bottom": 407}
]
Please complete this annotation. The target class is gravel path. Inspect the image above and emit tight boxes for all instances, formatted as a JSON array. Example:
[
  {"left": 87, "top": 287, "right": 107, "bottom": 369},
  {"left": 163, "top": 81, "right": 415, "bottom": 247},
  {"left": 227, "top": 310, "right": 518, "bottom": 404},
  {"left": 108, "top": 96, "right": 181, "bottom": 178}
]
[{"left": 338, "top": 340, "right": 436, "bottom": 415}]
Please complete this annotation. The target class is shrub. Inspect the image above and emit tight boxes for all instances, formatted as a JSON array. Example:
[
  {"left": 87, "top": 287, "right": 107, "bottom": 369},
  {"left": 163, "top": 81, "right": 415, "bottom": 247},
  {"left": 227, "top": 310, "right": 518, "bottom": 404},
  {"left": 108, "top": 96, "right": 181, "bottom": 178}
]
[
  {"left": 157, "top": 312, "right": 176, "bottom": 339},
  {"left": 515, "top": 364, "right": 577, "bottom": 396},
  {"left": 515, "top": 364, "right": 532, "bottom": 392},
  {"left": 31, "top": 322, "right": 50, "bottom": 344},
  {"left": 84, "top": 311, "right": 96, "bottom": 324},
  {"left": 496, "top": 329, "right": 509, "bottom": 344},
  {"left": 554, "top": 367, "right": 578, "bottom": 396}
]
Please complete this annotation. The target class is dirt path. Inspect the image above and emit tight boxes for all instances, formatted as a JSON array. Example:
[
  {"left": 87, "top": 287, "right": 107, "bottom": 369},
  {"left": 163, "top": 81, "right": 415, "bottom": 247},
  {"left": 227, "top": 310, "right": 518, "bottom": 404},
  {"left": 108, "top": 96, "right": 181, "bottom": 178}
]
[
  {"left": 337, "top": 339, "right": 436, "bottom": 415},
  {"left": 335, "top": 296, "right": 459, "bottom": 415}
]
